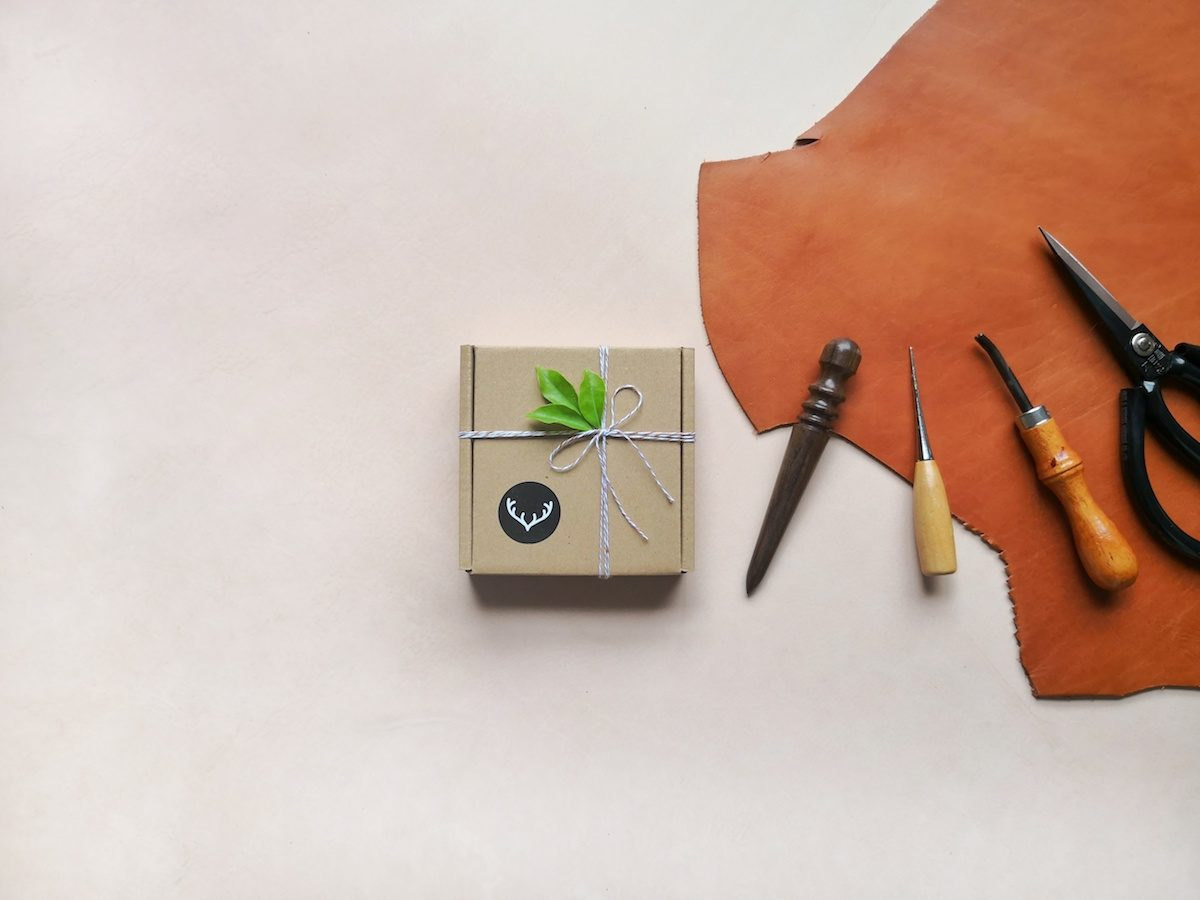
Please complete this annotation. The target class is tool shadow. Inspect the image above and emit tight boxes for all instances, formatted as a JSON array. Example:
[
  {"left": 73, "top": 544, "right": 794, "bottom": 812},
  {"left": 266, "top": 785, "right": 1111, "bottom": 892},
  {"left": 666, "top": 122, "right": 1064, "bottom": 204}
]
[
  {"left": 919, "top": 573, "right": 952, "bottom": 598},
  {"left": 470, "top": 574, "right": 681, "bottom": 610}
]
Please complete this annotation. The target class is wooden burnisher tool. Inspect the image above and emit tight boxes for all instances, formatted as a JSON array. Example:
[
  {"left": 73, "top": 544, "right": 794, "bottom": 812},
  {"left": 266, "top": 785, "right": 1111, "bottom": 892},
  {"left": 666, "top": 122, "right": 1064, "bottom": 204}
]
[
  {"left": 745, "top": 338, "right": 861, "bottom": 595},
  {"left": 908, "top": 348, "right": 957, "bottom": 575},
  {"left": 975, "top": 333, "right": 1138, "bottom": 591}
]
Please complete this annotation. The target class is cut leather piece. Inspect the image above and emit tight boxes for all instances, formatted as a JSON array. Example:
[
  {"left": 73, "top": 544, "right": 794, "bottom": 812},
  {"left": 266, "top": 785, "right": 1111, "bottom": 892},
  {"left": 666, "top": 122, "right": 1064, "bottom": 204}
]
[{"left": 698, "top": 0, "right": 1200, "bottom": 697}]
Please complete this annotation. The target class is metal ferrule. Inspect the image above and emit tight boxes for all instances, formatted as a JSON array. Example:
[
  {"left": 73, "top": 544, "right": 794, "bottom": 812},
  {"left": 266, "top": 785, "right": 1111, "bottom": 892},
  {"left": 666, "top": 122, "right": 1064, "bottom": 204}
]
[{"left": 1018, "top": 405, "right": 1051, "bottom": 429}]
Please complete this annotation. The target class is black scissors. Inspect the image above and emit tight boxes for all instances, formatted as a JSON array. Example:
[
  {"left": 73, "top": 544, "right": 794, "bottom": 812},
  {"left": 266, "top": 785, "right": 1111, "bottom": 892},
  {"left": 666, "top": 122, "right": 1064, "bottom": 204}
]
[{"left": 1039, "top": 228, "right": 1200, "bottom": 564}]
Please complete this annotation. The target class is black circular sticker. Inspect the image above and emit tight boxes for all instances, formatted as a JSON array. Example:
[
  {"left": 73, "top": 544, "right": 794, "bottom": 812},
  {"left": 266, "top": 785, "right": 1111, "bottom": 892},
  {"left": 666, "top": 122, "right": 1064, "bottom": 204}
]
[{"left": 498, "top": 481, "right": 561, "bottom": 544}]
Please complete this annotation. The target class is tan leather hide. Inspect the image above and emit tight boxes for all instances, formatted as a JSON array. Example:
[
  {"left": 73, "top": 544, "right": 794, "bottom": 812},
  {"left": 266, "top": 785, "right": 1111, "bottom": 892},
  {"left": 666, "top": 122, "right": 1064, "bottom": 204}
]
[{"left": 698, "top": 0, "right": 1200, "bottom": 697}]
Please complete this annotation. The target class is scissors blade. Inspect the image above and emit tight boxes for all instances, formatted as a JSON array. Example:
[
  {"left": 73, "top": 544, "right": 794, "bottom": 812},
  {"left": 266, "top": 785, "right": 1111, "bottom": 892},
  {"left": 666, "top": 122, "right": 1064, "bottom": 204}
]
[{"left": 1038, "top": 227, "right": 1142, "bottom": 333}]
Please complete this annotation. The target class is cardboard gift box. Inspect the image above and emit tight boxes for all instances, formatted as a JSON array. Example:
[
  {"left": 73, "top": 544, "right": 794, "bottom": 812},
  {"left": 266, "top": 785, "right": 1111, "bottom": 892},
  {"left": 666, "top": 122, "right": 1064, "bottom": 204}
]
[{"left": 459, "top": 346, "right": 695, "bottom": 576}]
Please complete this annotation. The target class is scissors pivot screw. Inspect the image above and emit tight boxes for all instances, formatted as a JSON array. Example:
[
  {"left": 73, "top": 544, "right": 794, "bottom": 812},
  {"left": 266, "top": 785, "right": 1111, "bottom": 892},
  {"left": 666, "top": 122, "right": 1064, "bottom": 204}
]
[{"left": 1131, "top": 333, "right": 1156, "bottom": 357}]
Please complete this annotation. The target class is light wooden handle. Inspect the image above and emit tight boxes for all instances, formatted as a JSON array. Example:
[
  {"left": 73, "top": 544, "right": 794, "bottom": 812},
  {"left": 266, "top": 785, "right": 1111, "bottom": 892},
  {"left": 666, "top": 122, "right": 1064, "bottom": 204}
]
[
  {"left": 1018, "top": 417, "right": 1138, "bottom": 591},
  {"left": 913, "top": 459, "right": 957, "bottom": 576}
]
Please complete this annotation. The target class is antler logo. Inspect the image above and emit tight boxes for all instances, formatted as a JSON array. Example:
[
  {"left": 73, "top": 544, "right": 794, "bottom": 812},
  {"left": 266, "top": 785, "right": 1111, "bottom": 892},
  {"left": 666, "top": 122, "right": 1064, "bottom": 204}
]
[
  {"left": 505, "top": 497, "right": 554, "bottom": 532},
  {"left": 498, "top": 482, "right": 561, "bottom": 544}
]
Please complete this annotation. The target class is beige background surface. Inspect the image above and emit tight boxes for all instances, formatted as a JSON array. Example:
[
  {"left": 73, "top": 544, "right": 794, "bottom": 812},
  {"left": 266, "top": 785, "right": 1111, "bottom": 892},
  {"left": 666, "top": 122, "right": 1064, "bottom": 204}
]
[{"left": 3, "top": 1, "right": 1198, "bottom": 897}]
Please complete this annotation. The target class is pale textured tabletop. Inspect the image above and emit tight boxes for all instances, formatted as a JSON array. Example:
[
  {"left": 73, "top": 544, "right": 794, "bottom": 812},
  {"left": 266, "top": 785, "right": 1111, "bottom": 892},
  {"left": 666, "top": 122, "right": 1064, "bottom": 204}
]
[{"left": 3, "top": 1, "right": 1198, "bottom": 897}]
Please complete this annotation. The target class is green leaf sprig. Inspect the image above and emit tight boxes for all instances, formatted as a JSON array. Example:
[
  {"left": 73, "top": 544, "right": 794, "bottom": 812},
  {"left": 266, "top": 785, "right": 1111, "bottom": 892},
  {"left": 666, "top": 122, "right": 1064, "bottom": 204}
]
[{"left": 529, "top": 367, "right": 606, "bottom": 431}]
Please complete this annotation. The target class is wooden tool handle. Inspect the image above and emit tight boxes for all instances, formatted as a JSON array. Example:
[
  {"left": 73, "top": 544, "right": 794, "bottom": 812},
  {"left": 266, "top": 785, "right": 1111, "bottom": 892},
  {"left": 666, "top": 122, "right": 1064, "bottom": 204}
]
[
  {"left": 799, "top": 338, "right": 862, "bottom": 431},
  {"left": 1018, "top": 417, "right": 1138, "bottom": 591},
  {"left": 912, "top": 459, "right": 957, "bottom": 575}
]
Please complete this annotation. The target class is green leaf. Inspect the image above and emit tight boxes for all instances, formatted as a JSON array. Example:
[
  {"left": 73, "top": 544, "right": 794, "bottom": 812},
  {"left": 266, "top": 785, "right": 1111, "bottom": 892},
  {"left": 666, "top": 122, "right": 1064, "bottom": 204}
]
[
  {"left": 536, "top": 367, "right": 579, "bottom": 413},
  {"left": 528, "top": 403, "right": 592, "bottom": 431},
  {"left": 578, "top": 369, "right": 605, "bottom": 429}
]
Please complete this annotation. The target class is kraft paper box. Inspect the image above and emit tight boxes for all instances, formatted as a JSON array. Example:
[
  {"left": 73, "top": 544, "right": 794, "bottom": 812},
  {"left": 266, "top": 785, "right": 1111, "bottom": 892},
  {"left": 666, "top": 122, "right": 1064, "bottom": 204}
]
[{"left": 459, "top": 346, "right": 695, "bottom": 576}]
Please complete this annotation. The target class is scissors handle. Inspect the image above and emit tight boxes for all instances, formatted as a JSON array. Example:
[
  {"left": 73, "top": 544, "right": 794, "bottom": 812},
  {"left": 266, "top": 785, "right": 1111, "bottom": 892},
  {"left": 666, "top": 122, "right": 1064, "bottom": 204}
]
[
  {"left": 1146, "top": 343, "right": 1200, "bottom": 469},
  {"left": 1173, "top": 342, "right": 1200, "bottom": 387},
  {"left": 1120, "top": 388, "right": 1200, "bottom": 564}
]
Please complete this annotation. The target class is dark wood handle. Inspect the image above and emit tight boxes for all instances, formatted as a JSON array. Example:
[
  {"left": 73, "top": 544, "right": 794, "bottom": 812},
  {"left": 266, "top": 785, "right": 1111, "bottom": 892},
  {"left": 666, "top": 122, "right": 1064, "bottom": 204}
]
[
  {"left": 799, "top": 337, "right": 862, "bottom": 431},
  {"left": 746, "top": 339, "right": 862, "bottom": 594}
]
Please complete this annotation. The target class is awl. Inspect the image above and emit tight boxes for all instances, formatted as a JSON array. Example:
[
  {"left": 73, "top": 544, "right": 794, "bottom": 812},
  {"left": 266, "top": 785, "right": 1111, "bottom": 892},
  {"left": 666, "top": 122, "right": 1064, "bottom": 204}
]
[{"left": 908, "top": 347, "right": 956, "bottom": 575}]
